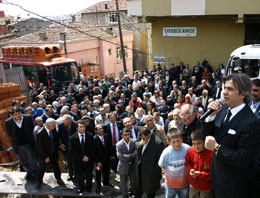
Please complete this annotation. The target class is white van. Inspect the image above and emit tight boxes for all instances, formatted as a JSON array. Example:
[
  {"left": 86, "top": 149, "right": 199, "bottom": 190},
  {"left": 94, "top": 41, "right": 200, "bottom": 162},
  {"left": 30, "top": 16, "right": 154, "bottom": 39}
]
[{"left": 226, "top": 44, "right": 260, "bottom": 79}]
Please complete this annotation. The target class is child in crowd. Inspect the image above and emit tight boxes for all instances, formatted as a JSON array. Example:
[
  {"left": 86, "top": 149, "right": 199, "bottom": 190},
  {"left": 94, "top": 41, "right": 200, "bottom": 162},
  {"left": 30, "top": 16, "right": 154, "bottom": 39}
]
[
  {"left": 185, "top": 129, "right": 213, "bottom": 198},
  {"left": 158, "top": 128, "right": 190, "bottom": 198}
]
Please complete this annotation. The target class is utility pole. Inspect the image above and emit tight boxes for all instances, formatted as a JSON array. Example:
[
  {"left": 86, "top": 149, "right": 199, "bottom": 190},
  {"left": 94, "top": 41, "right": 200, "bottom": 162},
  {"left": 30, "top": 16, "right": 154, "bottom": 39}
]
[{"left": 115, "top": 0, "right": 127, "bottom": 74}]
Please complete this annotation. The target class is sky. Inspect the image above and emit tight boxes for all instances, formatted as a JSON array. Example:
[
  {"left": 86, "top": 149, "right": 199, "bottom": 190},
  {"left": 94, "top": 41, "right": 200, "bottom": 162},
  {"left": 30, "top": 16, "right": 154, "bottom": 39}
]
[{"left": 2, "top": 0, "right": 105, "bottom": 18}]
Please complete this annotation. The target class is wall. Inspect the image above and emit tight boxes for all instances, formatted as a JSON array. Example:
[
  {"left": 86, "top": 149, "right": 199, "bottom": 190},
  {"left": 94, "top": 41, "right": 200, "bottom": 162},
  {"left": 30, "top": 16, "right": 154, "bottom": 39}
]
[
  {"left": 142, "top": 0, "right": 171, "bottom": 17},
  {"left": 127, "top": 0, "right": 142, "bottom": 16},
  {"left": 151, "top": 17, "right": 244, "bottom": 69},
  {"left": 100, "top": 34, "right": 133, "bottom": 78},
  {"left": 171, "top": 0, "right": 206, "bottom": 16},
  {"left": 66, "top": 39, "right": 100, "bottom": 65},
  {"left": 206, "top": 0, "right": 260, "bottom": 16},
  {"left": 66, "top": 33, "right": 133, "bottom": 79},
  {"left": 141, "top": 0, "right": 260, "bottom": 17}
]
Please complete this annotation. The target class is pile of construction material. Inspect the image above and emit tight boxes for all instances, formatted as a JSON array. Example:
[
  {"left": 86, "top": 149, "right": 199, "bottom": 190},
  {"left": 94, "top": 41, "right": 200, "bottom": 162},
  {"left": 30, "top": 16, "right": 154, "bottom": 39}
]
[{"left": 0, "top": 83, "right": 27, "bottom": 163}]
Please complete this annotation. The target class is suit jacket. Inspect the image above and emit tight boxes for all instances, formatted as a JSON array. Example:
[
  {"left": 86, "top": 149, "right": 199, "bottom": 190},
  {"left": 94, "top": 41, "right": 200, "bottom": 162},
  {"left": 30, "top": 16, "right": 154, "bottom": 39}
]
[
  {"left": 104, "top": 122, "right": 123, "bottom": 156},
  {"left": 36, "top": 127, "right": 60, "bottom": 159},
  {"left": 58, "top": 121, "right": 77, "bottom": 148},
  {"left": 116, "top": 138, "right": 137, "bottom": 175},
  {"left": 199, "top": 96, "right": 212, "bottom": 112},
  {"left": 250, "top": 101, "right": 260, "bottom": 120},
  {"left": 5, "top": 115, "right": 35, "bottom": 153},
  {"left": 213, "top": 86, "right": 222, "bottom": 99},
  {"left": 69, "top": 132, "right": 95, "bottom": 171},
  {"left": 203, "top": 105, "right": 260, "bottom": 198},
  {"left": 134, "top": 133, "right": 164, "bottom": 194},
  {"left": 93, "top": 133, "right": 112, "bottom": 163},
  {"left": 95, "top": 114, "right": 110, "bottom": 126}
]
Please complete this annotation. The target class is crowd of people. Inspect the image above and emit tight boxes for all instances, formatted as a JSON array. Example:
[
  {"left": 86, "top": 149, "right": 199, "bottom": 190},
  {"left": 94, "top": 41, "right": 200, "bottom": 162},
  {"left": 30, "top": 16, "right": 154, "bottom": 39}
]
[{"left": 4, "top": 60, "right": 260, "bottom": 198}]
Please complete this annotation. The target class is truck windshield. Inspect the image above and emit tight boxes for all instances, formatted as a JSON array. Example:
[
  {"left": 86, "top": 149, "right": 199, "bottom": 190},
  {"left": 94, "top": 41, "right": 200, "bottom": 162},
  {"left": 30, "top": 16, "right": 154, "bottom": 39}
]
[
  {"left": 51, "top": 62, "right": 79, "bottom": 84},
  {"left": 229, "top": 58, "right": 260, "bottom": 78}
]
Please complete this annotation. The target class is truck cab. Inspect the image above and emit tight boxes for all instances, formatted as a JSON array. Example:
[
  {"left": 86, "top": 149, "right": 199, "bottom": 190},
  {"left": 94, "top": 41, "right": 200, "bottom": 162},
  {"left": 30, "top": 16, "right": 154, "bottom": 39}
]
[{"left": 226, "top": 44, "right": 260, "bottom": 79}]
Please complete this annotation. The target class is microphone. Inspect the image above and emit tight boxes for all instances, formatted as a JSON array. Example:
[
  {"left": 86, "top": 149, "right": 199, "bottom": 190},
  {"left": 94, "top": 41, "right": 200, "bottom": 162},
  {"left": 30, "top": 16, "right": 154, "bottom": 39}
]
[{"left": 200, "top": 98, "right": 224, "bottom": 121}]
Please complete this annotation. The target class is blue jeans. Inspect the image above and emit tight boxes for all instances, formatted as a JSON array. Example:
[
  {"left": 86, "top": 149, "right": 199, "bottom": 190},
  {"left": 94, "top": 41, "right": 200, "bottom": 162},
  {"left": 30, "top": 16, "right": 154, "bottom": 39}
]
[{"left": 165, "top": 185, "right": 189, "bottom": 198}]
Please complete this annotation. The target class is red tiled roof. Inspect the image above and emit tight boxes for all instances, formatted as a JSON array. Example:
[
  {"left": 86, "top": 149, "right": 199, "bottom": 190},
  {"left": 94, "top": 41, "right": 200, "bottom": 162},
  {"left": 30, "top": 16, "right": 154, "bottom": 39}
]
[
  {"left": 81, "top": 0, "right": 127, "bottom": 13},
  {"left": 7, "top": 21, "right": 132, "bottom": 44}
]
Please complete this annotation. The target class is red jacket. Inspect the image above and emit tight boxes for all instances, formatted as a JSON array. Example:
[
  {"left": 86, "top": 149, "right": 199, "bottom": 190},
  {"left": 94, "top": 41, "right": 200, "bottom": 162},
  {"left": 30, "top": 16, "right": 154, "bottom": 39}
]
[{"left": 185, "top": 146, "right": 213, "bottom": 191}]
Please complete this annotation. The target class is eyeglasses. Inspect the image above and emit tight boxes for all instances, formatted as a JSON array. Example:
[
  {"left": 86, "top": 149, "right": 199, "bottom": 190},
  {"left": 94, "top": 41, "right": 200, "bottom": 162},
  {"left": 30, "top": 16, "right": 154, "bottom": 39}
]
[{"left": 180, "top": 113, "right": 191, "bottom": 118}]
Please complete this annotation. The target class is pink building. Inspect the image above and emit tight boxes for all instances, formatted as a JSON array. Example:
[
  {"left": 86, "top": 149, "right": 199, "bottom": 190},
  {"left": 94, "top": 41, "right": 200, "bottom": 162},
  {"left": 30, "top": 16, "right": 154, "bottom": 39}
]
[{"left": 6, "top": 22, "right": 134, "bottom": 79}]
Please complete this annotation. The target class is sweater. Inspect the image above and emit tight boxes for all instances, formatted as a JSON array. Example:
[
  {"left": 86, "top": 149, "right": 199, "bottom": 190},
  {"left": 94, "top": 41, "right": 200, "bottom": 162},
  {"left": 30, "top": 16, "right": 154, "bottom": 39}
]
[{"left": 185, "top": 146, "right": 213, "bottom": 191}]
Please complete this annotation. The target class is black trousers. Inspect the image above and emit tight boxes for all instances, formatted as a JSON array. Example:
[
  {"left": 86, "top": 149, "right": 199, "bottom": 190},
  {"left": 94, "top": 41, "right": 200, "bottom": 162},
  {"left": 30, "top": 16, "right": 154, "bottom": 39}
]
[
  {"left": 95, "top": 161, "right": 111, "bottom": 187},
  {"left": 75, "top": 164, "right": 93, "bottom": 191},
  {"left": 134, "top": 164, "right": 156, "bottom": 198},
  {"left": 38, "top": 154, "right": 61, "bottom": 184}
]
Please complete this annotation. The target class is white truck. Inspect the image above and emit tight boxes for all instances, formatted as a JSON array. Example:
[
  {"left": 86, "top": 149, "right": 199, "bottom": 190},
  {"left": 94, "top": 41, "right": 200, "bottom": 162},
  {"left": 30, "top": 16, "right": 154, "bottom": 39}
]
[{"left": 226, "top": 44, "right": 260, "bottom": 79}]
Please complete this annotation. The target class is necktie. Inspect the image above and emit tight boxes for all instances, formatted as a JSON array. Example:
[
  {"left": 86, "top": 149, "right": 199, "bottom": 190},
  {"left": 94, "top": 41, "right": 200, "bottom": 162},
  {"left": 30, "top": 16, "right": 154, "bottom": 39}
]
[
  {"left": 223, "top": 110, "right": 232, "bottom": 126},
  {"left": 113, "top": 124, "right": 117, "bottom": 145},
  {"left": 101, "top": 137, "right": 105, "bottom": 146},
  {"left": 81, "top": 135, "right": 85, "bottom": 154},
  {"left": 49, "top": 131, "right": 55, "bottom": 152}
]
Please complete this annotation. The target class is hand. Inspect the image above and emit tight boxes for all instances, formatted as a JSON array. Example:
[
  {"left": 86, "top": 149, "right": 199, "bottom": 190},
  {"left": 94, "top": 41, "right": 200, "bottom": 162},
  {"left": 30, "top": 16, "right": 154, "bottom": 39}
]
[
  {"left": 82, "top": 156, "right": 89, "bottom": 162},
  {"left": 96, "top": 162, "right": 102, "bottom": 170},
  {"left": 59, "top": 144, "right": 66, "bottom": 152},
  {"left": 45, "top": 157, "right": 50, "bottom": 164},
  {"left": 139, "top": 139, "right": 147, "bottom": 146},
  {"left": 205, "top": 136, "right": 218, "bottom": 151},
  {"left": 207, "top": 99, "right": 222, "bottom": 116},
  {"left": 123, "top": 154, "right": 129, "bottom": 157},
  {"left": 190, "top": 169, "right": 199, "bottom": 179}
]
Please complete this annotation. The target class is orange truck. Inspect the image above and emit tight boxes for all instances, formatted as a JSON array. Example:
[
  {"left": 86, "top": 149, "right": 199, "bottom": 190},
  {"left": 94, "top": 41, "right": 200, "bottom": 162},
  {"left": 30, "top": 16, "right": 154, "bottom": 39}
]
[{"left": 0, "top": 44, "right": 80, "bottom": 86}]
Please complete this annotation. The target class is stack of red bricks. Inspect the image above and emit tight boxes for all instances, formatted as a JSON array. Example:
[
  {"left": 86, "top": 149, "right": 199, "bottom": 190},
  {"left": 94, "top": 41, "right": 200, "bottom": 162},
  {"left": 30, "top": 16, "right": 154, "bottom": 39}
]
[{"left": 0, "top": 83, "right": 27, "bottom": 163}]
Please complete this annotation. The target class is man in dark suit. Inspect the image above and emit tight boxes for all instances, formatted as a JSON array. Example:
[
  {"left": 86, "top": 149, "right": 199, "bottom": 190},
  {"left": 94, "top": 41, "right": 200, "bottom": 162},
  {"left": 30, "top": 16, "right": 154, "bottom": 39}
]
[
  {"left": 36, "top": 118, "right": 64, "bottom": 188},
  {"left": 199, "top": 89, "right": 212, "bottom": 112},
  {"left": 69, "top": 120, "right": 95, "bottom": 194},
  {"left": 134, "top": 127, "right": 164, "bottom": 198},
  {"left": 5, "top": 107, "right": 40, "bottom": 187},
  {"left": 250, "top": 78, "right": 260, "bottom": 197},
  {"left": 94, "top": 124, "right": 112, "bottom": 194},
  {"left": 116, "top": 128, "right": 137, "bottom": 198},
  {"left": 104, "top": 112, "right": 123, "bottom": 173},
  {"left": 212, "top": 80, "right": 222, "bottom": 99},
  {"left": 123, "top": 117, "right": 141, "bottom": 141},
  {"left": 58, "top": 114, "right": 77, "bottom": 180},
  {"left": 250, "top": 79, "right": 260, "bottom": 119},
  {"left": 204, "top": 73, "right": 260, "bottom": 198},
  {"left": 119, "top": 93, "right": 130, "bottom": 107}
]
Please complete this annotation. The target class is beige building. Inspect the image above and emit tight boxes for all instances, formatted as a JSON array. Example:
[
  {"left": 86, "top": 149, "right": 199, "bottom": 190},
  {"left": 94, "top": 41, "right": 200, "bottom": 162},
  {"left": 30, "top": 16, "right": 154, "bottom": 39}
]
[{"left": 127, "top": 0, "right": 260, "bottom": 70}]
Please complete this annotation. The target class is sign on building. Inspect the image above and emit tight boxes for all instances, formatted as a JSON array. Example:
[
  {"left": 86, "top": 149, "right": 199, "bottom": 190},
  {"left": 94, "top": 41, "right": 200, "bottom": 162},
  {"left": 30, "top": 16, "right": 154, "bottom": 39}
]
[
  {"left": 163, "top": 27, "right": 197, "bottom": 37},
  {"left": 153, "top": 55, "right": 165, "bottom": 64}
]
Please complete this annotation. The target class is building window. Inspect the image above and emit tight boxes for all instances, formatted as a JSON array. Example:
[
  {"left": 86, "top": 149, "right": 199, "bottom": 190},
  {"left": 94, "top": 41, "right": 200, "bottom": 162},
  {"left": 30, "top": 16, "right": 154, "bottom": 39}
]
[
  {"left": 108, "top": 48, "right": 112, "bottom": 56},
  {"left": 116, "top": 46, "right": 128, "bottom": 61},
  {"left": 109, "top": 12, "right": 118, "bottom": 23}
]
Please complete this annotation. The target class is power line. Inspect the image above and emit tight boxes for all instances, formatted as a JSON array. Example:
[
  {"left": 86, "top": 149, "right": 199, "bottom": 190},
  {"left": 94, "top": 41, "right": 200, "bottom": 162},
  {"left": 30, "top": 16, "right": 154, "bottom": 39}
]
[
  {"left": 119, "top": 12, "right": 152, "bottom": 44},
  {"left": 3, "top": 0, "right": 152, "bottom": 57}
]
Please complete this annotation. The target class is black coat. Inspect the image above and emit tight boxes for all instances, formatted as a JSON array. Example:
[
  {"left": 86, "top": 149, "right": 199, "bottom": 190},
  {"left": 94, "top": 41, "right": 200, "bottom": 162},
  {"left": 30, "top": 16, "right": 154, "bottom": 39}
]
[
  {"left": 58, "top": 121, "right": 77, "bottom": 148},
  {"left": 135, "top": 133, "right": 164, "bottom": 194},
  {"left": 203, "top": 105, "right": 260, "bottom": 198},
  {"left": 5, "top": 115, "right": 35, "bottom": 153},
  {"left": 69, "top": 132, "right": 95, "bottom": 172},
  {"left": 93, "top": 133, "right": 112, "bottom": 163},
  {"left": 104, "top": 122, "right": 123, "bottom": 156},
  {"left": 36, "top": 127, "right": 60, "bottom": 159}
]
